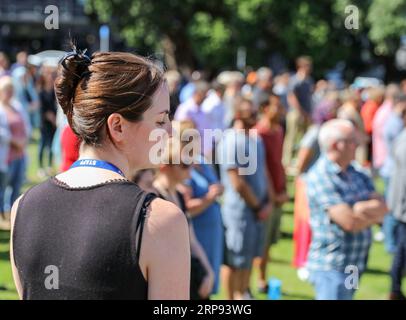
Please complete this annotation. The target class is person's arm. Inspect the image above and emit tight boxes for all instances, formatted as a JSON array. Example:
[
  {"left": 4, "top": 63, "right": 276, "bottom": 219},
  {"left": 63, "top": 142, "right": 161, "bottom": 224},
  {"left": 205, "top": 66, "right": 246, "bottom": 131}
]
[
  {"left": 287, "top": 91, "right": 302, "bottom": 114},
  {"left": 296, "top": 127, "right": 318, "bottom": 174},
  {"left": 255, "top": 166, "right": 274, "bottom": 220},
  {"left": 12, "top": 101, "right": 31, "bottom": 141},
  {"left": 227, "top": 168, "right": 260, "bottom": 209},
  {"left": 180, "top": 184, "right": 221, "bottom": 218},
  {"left": 328, "top": 204, "right": 372, "bottom": 233},
  {"left": 10, "top": 195, "right": 24, "bottom": 299},
  {"left": 296, "top": 147, "right": 314, "bottom": 175},
  {"left": 189, "top": 224, "right": 214, "bottom": 299},
  {"left": 27, "top": 79, "right": 39, "bottom": 112},
  {"left": 328, "top": 199, "right": 387, "bottom": 233},
  {"left": 265, "top": 165, "right": 276, "bottom": 204},
  {"left": 353, "top": 198, "right": 388, "bottom": 224},
  {"left": 0, "top": 115, "right": 10, "bottom": 145},
  {"left": 9, "top": 137, "right": 26, "bottom": 151},
  {"left": 308, "top": 167, "right": 385, "bottom": 233},
  {"left": 140, "top": 198, "right": 190, "bottom": 299},
  {"left": 45, "top": 111, "right": 57, "bottom": 127}
]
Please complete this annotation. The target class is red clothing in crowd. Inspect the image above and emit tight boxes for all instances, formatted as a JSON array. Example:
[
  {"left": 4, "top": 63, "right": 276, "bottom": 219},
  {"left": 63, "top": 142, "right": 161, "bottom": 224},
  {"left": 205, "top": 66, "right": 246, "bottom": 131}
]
[
  {"left": 60, "top": 125, "right": 80, "bottom": 172},
  {"left": 292, "top": 177, "right": 311, "bottom": 268},
  {"left": 361, "top": 100, "right": 380, "bottom": 135},
  {"left": 254, "top": 122, "right": 286, "bottom": 194}
]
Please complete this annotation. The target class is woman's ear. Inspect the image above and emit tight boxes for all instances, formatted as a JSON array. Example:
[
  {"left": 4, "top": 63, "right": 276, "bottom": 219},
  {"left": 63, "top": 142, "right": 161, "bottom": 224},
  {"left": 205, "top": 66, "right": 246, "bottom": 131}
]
[{"left": 106, "top": 113, "right": 125, "bottom": 144}]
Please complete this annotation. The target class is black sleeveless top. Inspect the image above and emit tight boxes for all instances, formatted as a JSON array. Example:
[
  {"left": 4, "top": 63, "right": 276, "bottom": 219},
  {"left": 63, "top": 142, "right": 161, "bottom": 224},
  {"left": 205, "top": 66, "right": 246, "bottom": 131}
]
[{"left": 13, "top": 177, "right": 155, "bottom": 300}]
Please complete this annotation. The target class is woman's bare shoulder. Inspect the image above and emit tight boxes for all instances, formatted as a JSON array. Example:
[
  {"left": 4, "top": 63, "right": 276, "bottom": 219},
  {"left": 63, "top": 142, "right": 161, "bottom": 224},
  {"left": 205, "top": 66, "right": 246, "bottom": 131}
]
[
  {"left": 139, "top": 197, "right": 189, "bottom": 270},
  {"left": 146, "top": 197, "right": 188, "bottom": 235}
]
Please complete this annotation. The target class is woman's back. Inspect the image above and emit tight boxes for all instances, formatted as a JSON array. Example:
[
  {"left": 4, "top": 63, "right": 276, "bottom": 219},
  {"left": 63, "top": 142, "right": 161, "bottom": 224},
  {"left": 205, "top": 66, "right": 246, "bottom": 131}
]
[
  {"left": 12, "top": 177, "right": 150, "bottom": 299},
  {"left": 11, "top": 48, "right": 190, "bottom": 300}
]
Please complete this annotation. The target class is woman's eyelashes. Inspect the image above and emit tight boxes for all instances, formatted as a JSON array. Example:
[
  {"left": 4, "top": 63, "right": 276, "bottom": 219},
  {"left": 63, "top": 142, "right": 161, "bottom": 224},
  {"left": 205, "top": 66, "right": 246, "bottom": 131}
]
[
  {"left": 156, "top": 112, "right": 170, "bottom": 127},
  {"left": 156, "top": 121, "right": 166, "bottom": 127},
  {"left": 156, "top": 117, "right": 168, "bottom": 127}
]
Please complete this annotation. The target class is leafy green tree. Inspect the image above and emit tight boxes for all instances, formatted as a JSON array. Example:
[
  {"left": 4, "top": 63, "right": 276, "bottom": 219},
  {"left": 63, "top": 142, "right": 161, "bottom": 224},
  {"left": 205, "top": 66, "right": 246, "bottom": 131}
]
[
  {"left": 85, "top": 0, "right": 405, "bottom": 80},
  {"left": 85, "top": 0, "right": 231, "bottom": 73},
  {"left": 367, "top": 0, "right": 406, "bottom": 56}
]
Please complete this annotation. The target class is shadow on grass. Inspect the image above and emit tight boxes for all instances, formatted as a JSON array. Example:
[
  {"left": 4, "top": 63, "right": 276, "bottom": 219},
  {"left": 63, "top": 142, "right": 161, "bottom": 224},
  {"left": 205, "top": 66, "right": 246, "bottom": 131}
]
[
  {"left": 269, "top": 256, "right": 292, "bottom": 265},
  {"left": 281, "top": 231, "right": 293, "bottom": 239},
  {"left": 256, "top": 291, "right": 314, "bottom": 300},
  {"left": 283, "top": 208, "right": 294, "bottom": 215},
  {"left": 0, "top": 250, "right": 10, "bottom": 261},
  {"left": 0, "top": 231, "right": 10, "bottom": 243},
  {"left": 364, "top": 268, "right": 389, "bottom": 276}
]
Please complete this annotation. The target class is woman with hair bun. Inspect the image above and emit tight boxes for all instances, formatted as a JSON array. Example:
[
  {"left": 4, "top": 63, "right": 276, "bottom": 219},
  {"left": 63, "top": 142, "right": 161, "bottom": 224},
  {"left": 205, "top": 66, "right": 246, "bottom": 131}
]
[{"left": 10, "top": 47, "right": 190, "bottom": 300}]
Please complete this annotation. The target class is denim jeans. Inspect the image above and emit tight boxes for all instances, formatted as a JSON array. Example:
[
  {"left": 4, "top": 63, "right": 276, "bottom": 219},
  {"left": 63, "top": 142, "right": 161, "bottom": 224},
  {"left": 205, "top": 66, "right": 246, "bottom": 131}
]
[
  {"left": 390, "top": 222, "right": 406, "bottom": 294},
  {"left": 382, "top": 176, "right": 398, "bottom": 253},
  {"left": 383, "top": 214, "right": 398, "bottom": 253},
  {"left": 0, "top": 171, "right": 7, "bottom": 213},
  {"left": 39, "top": 126, "right": 56, "bottom": 168},
  {"left": 309, "top": 270, "right": 357, "bottom": 300},
  {"left": 6, "top": 156, "right": 26, "bottom": 210}
]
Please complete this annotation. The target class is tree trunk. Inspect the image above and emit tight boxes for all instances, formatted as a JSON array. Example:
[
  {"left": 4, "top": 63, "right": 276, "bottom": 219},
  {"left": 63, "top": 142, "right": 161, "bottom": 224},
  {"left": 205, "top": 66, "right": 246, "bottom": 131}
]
[
  {"left": 163, "top": 31, "right": 197, "bottom": 74},
  {"left": 161, "top": 36, "right": 178, "bottom": 71}
]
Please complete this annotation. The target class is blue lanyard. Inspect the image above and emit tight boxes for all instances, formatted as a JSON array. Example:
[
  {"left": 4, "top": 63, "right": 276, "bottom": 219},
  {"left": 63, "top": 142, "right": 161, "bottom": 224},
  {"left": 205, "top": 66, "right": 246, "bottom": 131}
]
[{"left": 70, "top": 159, "right": 125, "bottom": 177}]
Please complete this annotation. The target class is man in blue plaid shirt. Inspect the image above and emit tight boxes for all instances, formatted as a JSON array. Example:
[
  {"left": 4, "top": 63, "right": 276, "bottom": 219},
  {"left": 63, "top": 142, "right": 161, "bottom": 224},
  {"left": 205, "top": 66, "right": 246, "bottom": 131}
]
[{"left": 305, "top": 119, "right": 388, "bottom": 300}]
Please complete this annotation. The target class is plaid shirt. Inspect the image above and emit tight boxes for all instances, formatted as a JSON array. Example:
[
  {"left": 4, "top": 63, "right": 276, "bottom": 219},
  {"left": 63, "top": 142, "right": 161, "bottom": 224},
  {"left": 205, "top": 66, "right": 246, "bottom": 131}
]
[{"left": 305, "top": 156, "right": 375, "bottom": 272}]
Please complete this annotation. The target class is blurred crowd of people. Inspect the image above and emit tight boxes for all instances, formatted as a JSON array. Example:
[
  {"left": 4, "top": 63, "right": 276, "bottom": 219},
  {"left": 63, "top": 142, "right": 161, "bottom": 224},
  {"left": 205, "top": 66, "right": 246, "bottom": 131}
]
[
  {"left": 1, "top": 49, "right": 406, "bottom": 300},
  {"left": 0, "top": 51, "right": 80, "bottom": 225},
  {"left": 161, "top": 55, "right": 406, "bottom": 300}
]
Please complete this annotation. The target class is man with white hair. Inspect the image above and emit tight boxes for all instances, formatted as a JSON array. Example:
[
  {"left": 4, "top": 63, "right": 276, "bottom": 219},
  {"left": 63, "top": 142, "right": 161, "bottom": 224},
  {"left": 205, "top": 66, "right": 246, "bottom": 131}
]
[{"left": 305, "top": 119, "right": 388, "bottom": 300}]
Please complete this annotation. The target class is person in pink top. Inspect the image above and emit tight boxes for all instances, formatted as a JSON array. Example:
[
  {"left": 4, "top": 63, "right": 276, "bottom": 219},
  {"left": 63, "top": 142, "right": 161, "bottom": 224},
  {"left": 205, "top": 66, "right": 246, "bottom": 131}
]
[
  {"left": 372, "top": 84, "right": 400, "bottom": 170},
  {"left": 0, "top": 77, "right": 28, "bottom": 212}
]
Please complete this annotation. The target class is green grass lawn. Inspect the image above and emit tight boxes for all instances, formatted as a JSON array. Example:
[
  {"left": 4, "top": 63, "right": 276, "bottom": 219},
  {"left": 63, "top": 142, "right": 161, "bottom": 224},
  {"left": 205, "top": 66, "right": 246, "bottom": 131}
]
[{"left": 0, "top": 137, "right": 402, "bottom": 300}]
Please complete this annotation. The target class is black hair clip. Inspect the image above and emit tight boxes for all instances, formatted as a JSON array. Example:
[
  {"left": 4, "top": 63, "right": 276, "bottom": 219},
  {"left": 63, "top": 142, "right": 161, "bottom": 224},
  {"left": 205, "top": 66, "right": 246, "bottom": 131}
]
[{"left": 59, "top": 46, "right": 92, "bottom": 79}]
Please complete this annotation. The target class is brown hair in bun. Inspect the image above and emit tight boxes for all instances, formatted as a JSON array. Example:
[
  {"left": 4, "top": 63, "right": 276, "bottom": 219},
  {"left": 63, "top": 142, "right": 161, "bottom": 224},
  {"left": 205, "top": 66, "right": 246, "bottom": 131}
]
[{"left": 54, "top": 47, "right": 164, "bottom": 146}]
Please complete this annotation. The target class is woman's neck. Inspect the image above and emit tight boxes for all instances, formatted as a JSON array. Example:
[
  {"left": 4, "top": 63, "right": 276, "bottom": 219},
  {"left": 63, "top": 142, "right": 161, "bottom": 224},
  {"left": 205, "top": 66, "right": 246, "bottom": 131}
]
[{"left": 79, "top": 144, "right": 131, "bottom": 179}]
